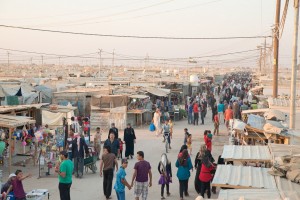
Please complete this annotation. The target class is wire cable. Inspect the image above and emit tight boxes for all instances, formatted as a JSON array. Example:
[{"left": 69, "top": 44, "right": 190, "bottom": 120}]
[{"left": 0, "top": 24, "right": 271, "bottom": 40}]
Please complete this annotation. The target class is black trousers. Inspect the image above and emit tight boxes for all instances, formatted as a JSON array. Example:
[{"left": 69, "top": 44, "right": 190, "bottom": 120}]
[
  {"left": 201, "top": 112, "right": 205, "bottom": 124},
  {"left": 161, "top": 184, "right": 170, "bottom": 196},
  {"left": 200, "top": 181, "right": 211, "bottom": 199},
  {"left": 103, "top": 168, "right": 114, "bottom": 198},
  {"left": 194, "top": 113, "right": 199, "bottom": 125},
  {"left": 179, "top": 179, "right": 188, "bottom": 198},
  {"left": 59, "top": 182, "right": 72, "bottom": 200}
]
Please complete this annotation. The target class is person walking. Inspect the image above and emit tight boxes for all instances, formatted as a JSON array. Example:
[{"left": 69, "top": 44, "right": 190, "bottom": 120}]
[
  {"left": 193, "top": 102, "right": 199, "bottom": 125},
  {"left": 104, "top": 132, "right": 120, "bottom": 157},
  {"left": 124, "top": 123, "right": 136, "bottom": 159},
  {"left": 224, "top": 105, "right": 233, "bottom": 134},
  {"left": 183, "top": 128, "right": 189, "bottom": 145},
  {"left": 211, "top": 103, "right": 218, "bottom": 122},
  {"left": 131, "top": 151, "right": 152, "bottom": 200},
  {"left": 108, "top": 123, "right": 119, "bottom": 139},
  {"left": 11, "top": 170, "right": 31, "bottom": 200},
  {"left": 176, "top": 149, "right": 192, "bottom": 200},
  {"left": 200, "top": 104, "right": 205, "bottom": 125},
  {"left": 56, "top": 151, "right": 74, "bottom": 200},
  {"left": 213, "top": 113, "right": 220, "bottom": 136},
  {"left": 71, "top": 133, "right": 89, "bottom": 178},
  {"left": 199, "top": 151, "right": 215, "bottom": 199},
  {"left": 114, "top": 158, "right": 131, "bottom": 200},
  {"left": 66, "top": 129, "right": 74, "bottom": 161},
  {"left": 158, "top": 153, "right": 172, "bottom": 199},
  {"left": 217, "top": 101, "right": 225, "bottom": 123},
  {"left": 162, "top": 120, "right": 171, "bottom": 149},
  {"left": 187, "top": 102, "right": 193, "bottom": 124},
  {"left": 153, "top": 108, "right": 162, "bottom": 136},
  {"left": 94, "top": 127, "right": 102, "bottom": 160},
  {"left": 194, "top": 145, "right": 206, "bottom": 194},
  {"left": 100, "top": 146, "right": 119, "bottom": 200}
]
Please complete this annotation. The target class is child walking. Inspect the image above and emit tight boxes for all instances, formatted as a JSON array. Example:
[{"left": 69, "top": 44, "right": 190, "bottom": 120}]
[
  {"left": 118, "top": 138, "right": 124, "bottom": 159},
  {"left": 213, "top": 113, "right": 219, "bottom": 136},
  {"left": 114, "top": 158, "right": 131, "bottom": 200},
  {"left": 186, "top": 134, "right": 192, "bottom": 155},
  {"left": 158, "top": 153, "right": 172, "bottom": 199}
]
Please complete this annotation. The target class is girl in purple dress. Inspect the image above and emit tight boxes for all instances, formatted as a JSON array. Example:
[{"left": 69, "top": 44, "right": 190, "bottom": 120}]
[{"left": 158, "top": 153, "right": 172, "bottom": 199}]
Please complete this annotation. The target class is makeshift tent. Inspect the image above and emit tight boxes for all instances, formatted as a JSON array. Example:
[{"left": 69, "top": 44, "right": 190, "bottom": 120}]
[
  {"left": 40, "top": 105, "right": 77, "bottom": 128},
  {"left": 146, "top": 87, "right": 170, "bottom": 97},
  {"left": 0, "top": 114, "right": 36, "bottom": 174}
]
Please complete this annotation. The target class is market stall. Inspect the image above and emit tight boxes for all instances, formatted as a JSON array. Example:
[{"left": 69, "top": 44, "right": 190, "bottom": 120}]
[
  {"left": 90, "top": 95, "right": 128, "bottom": 134},
  {"left": 127, "top": 95, "right": 152, "bottom": 127},
  {"left": 0, "top": 114, "right": 36, "bottom": 174}
]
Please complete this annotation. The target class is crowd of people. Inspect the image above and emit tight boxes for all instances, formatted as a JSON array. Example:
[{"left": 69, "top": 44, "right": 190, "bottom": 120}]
[{"left": 0, "top": 72, "right": 258, "bottom": 200}]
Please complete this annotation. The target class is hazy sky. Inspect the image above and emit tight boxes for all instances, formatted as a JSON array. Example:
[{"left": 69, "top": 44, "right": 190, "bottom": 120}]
[{"left": 0, "top": 0, "right": 296, "bottom": 68}]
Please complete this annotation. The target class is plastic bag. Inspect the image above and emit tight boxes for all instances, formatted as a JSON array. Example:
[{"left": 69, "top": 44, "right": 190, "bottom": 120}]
[{"left": 149, "top": 123, "right": 156, "bottom": 132}]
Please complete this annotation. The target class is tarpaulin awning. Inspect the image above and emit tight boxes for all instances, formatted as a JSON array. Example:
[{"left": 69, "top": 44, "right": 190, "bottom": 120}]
[
  {"left": 129, "top": 94, "right": 149, "bottom": 99},
  {"left": 146, "top": 87, "right": 170, "bottom": 97}
]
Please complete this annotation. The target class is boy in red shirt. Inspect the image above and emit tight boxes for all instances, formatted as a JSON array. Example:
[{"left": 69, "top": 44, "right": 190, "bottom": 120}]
[{"left": 213, "top": 113, "right": 219, "bottom": 136}]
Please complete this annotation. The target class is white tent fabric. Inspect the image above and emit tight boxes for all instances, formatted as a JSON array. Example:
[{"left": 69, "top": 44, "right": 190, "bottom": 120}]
[
  {"left": 23, "top": 92, "right": 38, "bottom": 104},
  {"left": 2, "top": 85, "right": 20, "bottom": 96},
  {"left": 42, "top": 110, "right": 74, "bottom": 127}
]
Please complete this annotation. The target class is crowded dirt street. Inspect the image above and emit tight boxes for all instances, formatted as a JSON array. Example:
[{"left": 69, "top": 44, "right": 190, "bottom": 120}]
[{"left": 4, "top": 110, "right": 227, "bottom": 200}]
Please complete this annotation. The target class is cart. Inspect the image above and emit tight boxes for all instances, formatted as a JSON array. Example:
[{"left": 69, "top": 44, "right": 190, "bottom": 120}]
[
  {"left": 26, "top": 189, "right": 49, "bottom": 200},
  {"left": 84, "top": 147, "right": 97, "bottom": 173}
]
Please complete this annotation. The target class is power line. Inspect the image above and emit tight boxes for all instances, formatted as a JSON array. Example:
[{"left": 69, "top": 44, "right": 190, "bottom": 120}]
[
  {"left": 44, "top": 0, "right": 223, "bottom": 27},
  {"left": 0, "top": 24, "right": 271, "bottom": 40}
]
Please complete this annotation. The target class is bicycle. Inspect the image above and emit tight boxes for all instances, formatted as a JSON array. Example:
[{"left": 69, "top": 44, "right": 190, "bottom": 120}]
[{"left": 164, "top": 132, "right": 170, "bottom": 153}]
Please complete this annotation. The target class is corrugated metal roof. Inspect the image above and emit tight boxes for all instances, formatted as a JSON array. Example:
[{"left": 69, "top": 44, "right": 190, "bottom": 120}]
[
  {"left": 218, "top": 189, "right": 281, "bottom": 200},
  {"left": 212, "top": 165, "right": 277, "bottom": 189},
  {"left": 269, "top": 143, "right": 300, "bottom": 159},
  {"left": 275, "top": 176, "right": 300, "bottom": 200},
  {"left": 221, "top": 145, "right": 271, "bottom": 162}
]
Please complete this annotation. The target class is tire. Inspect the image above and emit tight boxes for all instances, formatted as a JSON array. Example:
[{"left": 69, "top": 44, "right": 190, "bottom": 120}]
[{"left": 92, "top": 164, "right": 97, "bottom": 173}]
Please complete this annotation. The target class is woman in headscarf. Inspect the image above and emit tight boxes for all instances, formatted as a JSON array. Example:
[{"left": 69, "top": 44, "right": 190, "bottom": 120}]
[
  {"left": 194, "top": 144, "right": 206, "bottom": 194},
  {"left": 199, "top": 150, "right": 215, "bottom": 199},
  {"left": 153, "top": 108, "right": 162, "bottom": 136},
  {"left": 158, "top": 153, "right": 172, "bottom": 199},
  {"left": 176, "top": 149, "right": 193, "bottom": 200}
]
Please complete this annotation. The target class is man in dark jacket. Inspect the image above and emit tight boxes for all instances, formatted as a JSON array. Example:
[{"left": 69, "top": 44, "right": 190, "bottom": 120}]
[
  {"left": 123, "top": 123, "right": 136, "bottom": 159},
  {"left": 108, "top": 123, "right": 118, "bottom": 139},
  {"left": 72, "top": 133, "right": 89, "bottom": 178}
]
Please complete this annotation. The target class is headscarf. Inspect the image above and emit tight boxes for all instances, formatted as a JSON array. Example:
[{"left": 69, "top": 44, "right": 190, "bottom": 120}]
[
  {"left": 178, "top": 149, "right": 189, "bottom": 166},
  {"left": 161, "top": 153, "right": 168, "bottom": 168},
  {"left": 202, "top": 150, "right": 215, "bottom": 168},
  {"left": 198, "top": 144, "right": 206, "bottom": 159}
]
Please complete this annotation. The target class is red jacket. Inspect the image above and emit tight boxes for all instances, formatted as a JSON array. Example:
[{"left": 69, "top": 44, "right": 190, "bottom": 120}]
[
  {"left": 199, "top": 163, "right": 214, "bottom": 182},
  {"left": 193, "top": 104, "right": 199, "bottom": 113},
  {"left": 205, "top": 138, "right": 212, "bottom": 152}
]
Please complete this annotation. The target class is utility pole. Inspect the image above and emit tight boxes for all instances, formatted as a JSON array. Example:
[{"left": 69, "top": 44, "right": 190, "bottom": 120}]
[
  {"left": 59, "top": 57, "right": 61, "bottom": 67},
  {"left": 7, "top": 51, "right": 10, "bottom": 68},
  {"left": 257, "top": 45, "right": 262, "bottom": 74},
  {"left": 290, "top": 0, "right": 299, "bottom": 129},
  {"left": 112, "top": 49, "right": 115, "bottom": 70},
  {"left": 264, "top": 37, "right": 267, "bottom": 75},
  {"left": 273, "top": 0, "right": 281, "bottom": 98},
  {"left": 98, "top": 49, "right": 102, "bottom": 78}
]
